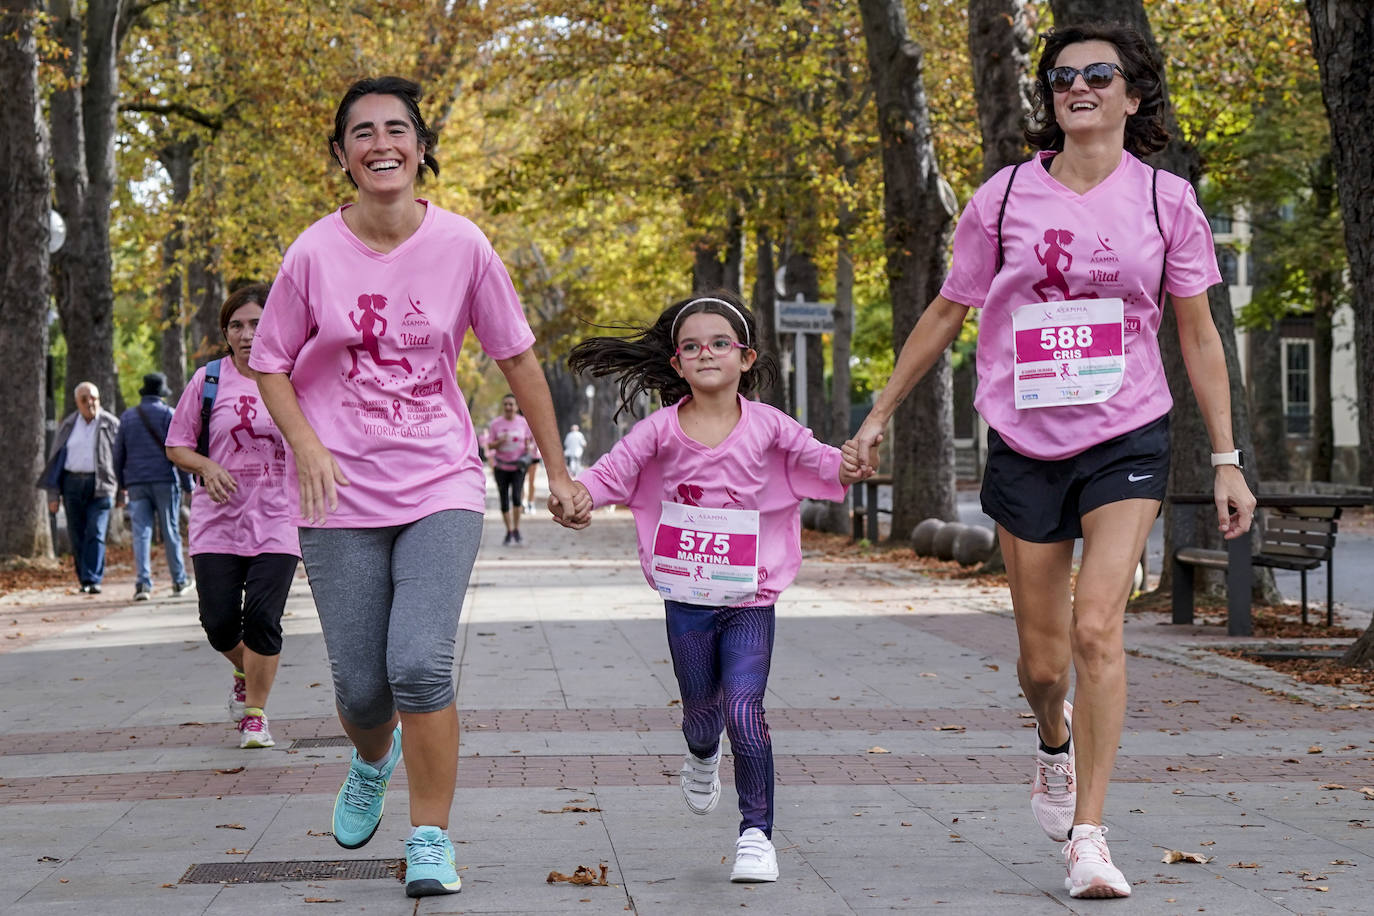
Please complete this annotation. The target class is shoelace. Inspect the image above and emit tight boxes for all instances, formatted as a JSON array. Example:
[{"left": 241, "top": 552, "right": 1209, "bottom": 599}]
[
  {"left": 341, "top": 762, "right": 387, "bottom": 809},
  {"left": 232, "top": 678, "right": 247, "bottom": 702},
  {"left": 240, "top": 716, "right": 266, "bottom": 734},
  {"left": 1063, "top": 826, "right": 1112, "bottom": 864},
  {"left": 406, "top": 834, "right": 449, "bottom": 866},
  {"left": 1039, "top": 759, "right": 1074, "bottom": 797}
]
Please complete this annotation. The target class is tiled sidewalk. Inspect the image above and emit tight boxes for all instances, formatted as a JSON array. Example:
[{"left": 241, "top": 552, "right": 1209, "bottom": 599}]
[{"left": 1, "top": 502, "right": 1371, "bottom": 914}]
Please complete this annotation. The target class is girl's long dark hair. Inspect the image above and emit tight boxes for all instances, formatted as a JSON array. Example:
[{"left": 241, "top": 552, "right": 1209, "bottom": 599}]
[
  {"left": 1024, "top": 23, "right": 1169, "bottom": 157},
  {"left": 567, "top": 290, "right": 777, "bottom": 419}
]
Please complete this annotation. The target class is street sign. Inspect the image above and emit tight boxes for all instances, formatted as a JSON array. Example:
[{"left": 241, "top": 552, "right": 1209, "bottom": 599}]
[{"left": 776, "top": 298, "right": 835, "bottom": 334}]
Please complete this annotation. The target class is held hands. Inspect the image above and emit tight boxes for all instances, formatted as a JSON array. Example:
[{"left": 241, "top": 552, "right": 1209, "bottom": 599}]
[
  {"left": 844, "top": 416, "right": 886, "bottom": 481},
  {"left": 200, "top": 460, "right": 240, "bottom": 505},
  {"left": 838, "top": 444, "right": 865, "bottom": 487},
  {"left": 1214, "top": 465, "right": 1256, "bottom": 540},
  {"left": 548, "top": 479, "right": 593, "bottom": 530}
]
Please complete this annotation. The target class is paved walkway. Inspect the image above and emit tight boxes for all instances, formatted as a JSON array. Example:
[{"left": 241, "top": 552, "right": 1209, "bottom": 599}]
[{"left": 2, "top": 490, "right": 1372, "bottom": 914}]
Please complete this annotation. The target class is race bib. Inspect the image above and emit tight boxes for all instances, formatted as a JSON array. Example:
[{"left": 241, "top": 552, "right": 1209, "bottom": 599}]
[
  {"left": 651, "top": 501, "right": 759, "bottom": 606},
  {"left": 1011, "top": 298, "right": 1125, "bottom": 409}
]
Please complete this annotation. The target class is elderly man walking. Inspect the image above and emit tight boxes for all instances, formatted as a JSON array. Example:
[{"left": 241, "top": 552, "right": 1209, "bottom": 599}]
[
  {"left": 39, "top": 382, "right": 120, "bottom": 594},
  {"left": 115, "top": 373, "right": 195, "bottom": 600}
]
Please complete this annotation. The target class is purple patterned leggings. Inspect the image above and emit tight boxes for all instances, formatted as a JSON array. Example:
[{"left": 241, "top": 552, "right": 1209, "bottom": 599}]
[{"left": 664, "top": 600, "right": 776, "bottom": 837}]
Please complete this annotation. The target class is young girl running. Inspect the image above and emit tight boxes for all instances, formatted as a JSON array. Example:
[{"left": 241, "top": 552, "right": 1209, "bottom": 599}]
[{"left": 558, "top": 292, "right": 861, "bottom": 883}]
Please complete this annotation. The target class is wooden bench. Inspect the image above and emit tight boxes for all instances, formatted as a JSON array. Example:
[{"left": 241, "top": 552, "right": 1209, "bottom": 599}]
[{"left": 1172, "top": 503, "right": 1341, "bottom": 635}]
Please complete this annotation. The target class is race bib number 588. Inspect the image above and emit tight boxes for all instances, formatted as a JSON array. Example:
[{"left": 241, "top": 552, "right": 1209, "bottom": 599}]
[{"left": 1011, "top": 298, "right": 1125, "bottom": 409}]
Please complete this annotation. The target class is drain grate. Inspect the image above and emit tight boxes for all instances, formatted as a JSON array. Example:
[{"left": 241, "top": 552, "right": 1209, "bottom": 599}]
[
  {"left": 180, "top": 859, "right": 400, "bottom": 884},
  {"left": 290, "top": 736, "right": 354, "bottom": 749}
]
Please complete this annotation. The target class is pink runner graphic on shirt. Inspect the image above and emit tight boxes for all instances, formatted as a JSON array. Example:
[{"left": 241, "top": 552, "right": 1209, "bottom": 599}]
[
  {"left": 229, "top": 395, "right": 276, "bottom": 452},
  {"left": 1033, "top": 229, "right": 1098, "bottom": 302},
  {"left": 346, "top": 293, "right": 413, "bottom": 379}
]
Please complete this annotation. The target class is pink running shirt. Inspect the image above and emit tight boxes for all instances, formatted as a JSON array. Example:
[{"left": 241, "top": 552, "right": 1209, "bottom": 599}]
[
  {"left": 578, "top": 397, "right": 847, "bottom": 607},
  {"left": 166, "top": 360, "right": 300, "bottom": 557},
  {"left": 488, "top": 415, "right": 534, "bottom": 471},
  {"left": 940, "top": 151, "right": 1221, "bottom": 460},
  {"left": 249, "top": 202, "right": 535, "bottom": 527}
]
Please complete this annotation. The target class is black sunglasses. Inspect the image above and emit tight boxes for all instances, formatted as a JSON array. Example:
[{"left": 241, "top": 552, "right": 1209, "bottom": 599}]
[{"left": 1046, "top": 62, "right": 1130, "bottom": 93}]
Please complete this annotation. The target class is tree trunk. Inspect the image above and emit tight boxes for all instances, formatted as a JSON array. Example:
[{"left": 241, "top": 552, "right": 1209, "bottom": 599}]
[
  {"left": 690, "top": 207, "right": 743, "bottom": 294},
  {"left": 188, "top": 253, "right": 224, "bottom": 364},
  {"left": 49, "top": 0, "right": 122, "bottom": 412},
  {"left": 1050, "top": 0, "right": 1272, "bottom": 602},
  {"left": 0, "top": 0, "right": 56, "bottom": 558},
  {"left": 968, "top": 0, "right": 1034, "bottom": 181},
  {"left": 1307, "top": 0, "right": 1374, "bottom": 491},
  {"left": 751, "top": 225, "right": 787, "bottom": 410},
  {"left": 858, "top": 0, "right": 959, "bottom": 540},
  {"left": 158, "top": 139, "right": 197, "bottom": 395},
  {"left": 967, "top": 0, "right": 1034, "bottom": 574},
  {"left": 1246, "top": 205, "right": 1290, "bottom": 480},
  {"left": 782, "top": 249, "right": 828, "bottom": 441},
  {"left": 1311, "top": 284, "right": 1335, "bottom": 482}
]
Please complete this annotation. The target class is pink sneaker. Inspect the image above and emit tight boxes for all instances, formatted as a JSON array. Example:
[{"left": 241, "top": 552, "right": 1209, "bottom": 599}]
[
  {"left": 228, "top": 670, "right": 247, "bottom": 724},
  {"left": 1030, "top": 700, "right": 1075, "bottom": 841},
  {"left": 238, "top": 710, "right": 275, "bottom": 749},
  {"left": 1063, "top": 824, "right": 1130, "bottom": 898}
]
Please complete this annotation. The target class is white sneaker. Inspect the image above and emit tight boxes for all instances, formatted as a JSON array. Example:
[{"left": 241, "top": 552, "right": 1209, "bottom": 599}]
[
  {"left": 730, "top": 828, "right": 778, "bottom": 882},
  {"left": 1063, "top": 825, "right": 1130, "bottom": 898},
  {"left": 228, "top": 670, "right": 247, "bottom": 724},
  {"left": 1031, "top": 700, "right": 1075, "bottom": 841},
  {"left": 238, "top": 711, "right": 275, "bottom": 749},
  {"left": 679, "top": 748, "right": 721, "bottom": 814}
]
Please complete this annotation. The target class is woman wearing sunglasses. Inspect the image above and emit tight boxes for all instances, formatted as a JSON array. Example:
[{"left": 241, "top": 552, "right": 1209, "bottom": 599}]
[{"left": 848, "top": 23, "right": 1254, "bottom": 899}]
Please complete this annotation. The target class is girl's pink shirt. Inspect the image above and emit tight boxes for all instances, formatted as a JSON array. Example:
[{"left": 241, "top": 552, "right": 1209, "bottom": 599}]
[
  {"left": 166, "top": 359, "right": 300, "bottom": 557},
  {"left": 488, "top": 415, "right": 534, "bottom": 470},
  {"left": 940, "top": 150, "right": 1222, "bottom": 460},
  {"left": 578, "top": 397, "right": 846, "bottom": 607},
  {"left": 249, "top": 202, "right": 535, "bottom": 527}
]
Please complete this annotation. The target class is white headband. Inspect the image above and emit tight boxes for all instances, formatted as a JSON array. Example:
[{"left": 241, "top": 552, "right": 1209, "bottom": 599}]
[{"left": 670, "top": 297, "right": 752, "bottom": 347}]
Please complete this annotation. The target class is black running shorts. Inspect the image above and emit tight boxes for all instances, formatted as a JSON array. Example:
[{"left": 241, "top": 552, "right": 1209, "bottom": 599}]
[{"left": 979, "top": 414, "right": 1170, "bottom": 543}]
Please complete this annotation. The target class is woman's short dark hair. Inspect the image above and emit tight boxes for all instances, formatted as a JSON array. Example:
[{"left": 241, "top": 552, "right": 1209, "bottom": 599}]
[
  {"left": 328, "top": 76, "right": 440, "bottom": 187},
  {"left": 219, "top": 282, "right": 270, "bottom": 339},
  {"left": 1024, "top": 23, "right": 1169, "bottom": 157}
]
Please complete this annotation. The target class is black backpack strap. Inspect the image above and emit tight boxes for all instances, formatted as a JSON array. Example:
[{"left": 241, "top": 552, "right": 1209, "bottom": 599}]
[
  {"left": 134, "top": 404, "right": 165, "bottom": 445},
  {"left": 196, "top": 359, "right": 221, "bottom": 458},
  {"left": 1153, "top": 168, "right": 1167, "bottom": 305},
  {"left": 995, "top": 162, "right": 1024, "bottom": 274}
]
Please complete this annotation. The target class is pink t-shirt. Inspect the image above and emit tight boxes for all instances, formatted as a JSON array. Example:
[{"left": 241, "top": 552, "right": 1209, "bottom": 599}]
[
  {"left": 578, "top": 397, "right": 847, "bottom": 607},
  {"left": 941, "top": 150, "right": 1221, "bottom": 460},
  {"left": 488, "top": 415, "right": 533, "bottom": 471},
  {"left": 166, "top": 360, "right": 300, "bottom": 557},
  {"left": 249, "top": 201, "right": 536, "bottom": 527}
]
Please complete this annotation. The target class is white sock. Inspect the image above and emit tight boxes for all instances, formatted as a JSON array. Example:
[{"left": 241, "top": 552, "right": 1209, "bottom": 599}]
[{"left": 1070, "top": 823, "right": 1100, "bottom": 841}]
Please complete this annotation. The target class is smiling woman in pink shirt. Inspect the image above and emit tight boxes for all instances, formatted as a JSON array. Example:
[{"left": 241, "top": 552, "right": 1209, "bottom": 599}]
[
  {"left": 849, "top": 23, "right": 1255, "bottom": 899},
  {"left": 249, "top": 76, "right": 578, "bottom": 900}
]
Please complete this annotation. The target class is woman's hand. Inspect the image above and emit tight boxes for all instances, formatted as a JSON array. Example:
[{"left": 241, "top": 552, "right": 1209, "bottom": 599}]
[
  {"left": 1214, "top": 465, "right": 1256, "bottom": 540},
  {"left": 849, "top": 417, "right": 886, "bottom": 478},
  {"left": 839, "top": 442, "right": 867, "bottom": 485},
  {"left": 293, "top": 439, "right": 350, "bottom": 525},
  {"left": 200, "top": 460, "right": 239, "bottom": 505}
]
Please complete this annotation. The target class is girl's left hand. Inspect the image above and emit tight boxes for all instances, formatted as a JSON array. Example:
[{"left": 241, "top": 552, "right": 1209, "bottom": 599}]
[
  {"left": 549, "top": 480, "right": 592, "bottom": 529},
  {"left": 1214, "top": 465, "right": 1256, "bottom": 539}
]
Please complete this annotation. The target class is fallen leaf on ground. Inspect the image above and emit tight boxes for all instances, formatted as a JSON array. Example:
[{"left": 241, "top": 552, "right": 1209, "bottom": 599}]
[
  {"left": 1017, "top": 712, "right": 1036, "bottom": 718},
  {"left": 1299, "top": 871, "right": 1327, "bottom": 882},
  {"left": 985, "top": 664, "right": 999, "bottom": 671},
  {"left": 667, "top": 699, "right": 681, "bottom": 706},
  {"left": 1229, "top": 862, "right": 1260, "bottom": 869},
  {"left": 867, "top": 746, "right": 889, "bottom": 754},
  {"left": 1308, "top": 746, "right": 1324, "bottom": 754},
  {"left": 1200, "top": 841, "right": 1216, "bottom": 846},
  {"left": 547, "top": 864, "right": 610, "bottom": 886},
  {"left": 935, "top": 725, "right": 965, "bottom": 732},
  {"left": 304, "top": 899, "right": 342, "bottom": 903},
  {"left": 1331, "top": 859, "right": 1355, "bottom": 866},
  {"left": 539, "top": 806, "right": 601, "bottom": 814},
  {"left": 1359, "top": 787, "right": 1374, "bottom": 799},
  {"left": 1321, "top": 784, "right": 1346, "bottom": 790},
  {"left": 215, "top": 823, "right": 246, "bottom": 830},
  {"left": 1161, "top": 850, "right": 1214, "bottom": 864},
  {"left": 306, "top": 829, "right": 331, "bottom": 837},
  {"left": 214, "top": 767, "right": 245, "bottom": 775},
  {"left": 224, "top": 848, "right": 247, "bottom": 855}
]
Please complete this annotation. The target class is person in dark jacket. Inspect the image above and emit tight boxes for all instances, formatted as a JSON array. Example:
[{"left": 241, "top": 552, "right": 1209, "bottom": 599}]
[
  {"left": 115, "top": 373, "right": 195, "bottom": 600},
  {"left": 39, "top": 382, "right": 120, "bottom": 594}
]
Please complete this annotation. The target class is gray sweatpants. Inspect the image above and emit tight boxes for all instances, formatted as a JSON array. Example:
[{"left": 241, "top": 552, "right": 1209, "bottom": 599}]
[{"left": 298, "top": 509, "right": 482, "bottom": 728}]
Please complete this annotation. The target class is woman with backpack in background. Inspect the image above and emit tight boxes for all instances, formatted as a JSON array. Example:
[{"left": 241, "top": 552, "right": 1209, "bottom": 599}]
[{"left": 166, "top": 282, "right": 301, "bottom": 749}]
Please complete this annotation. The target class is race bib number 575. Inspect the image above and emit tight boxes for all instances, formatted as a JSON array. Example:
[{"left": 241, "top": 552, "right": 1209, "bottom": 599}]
[{"left": 650, "top": 501, "right": 759, "bottom": 606}]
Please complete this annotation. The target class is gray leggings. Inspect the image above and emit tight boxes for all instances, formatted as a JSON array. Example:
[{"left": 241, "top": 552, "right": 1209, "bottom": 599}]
[{"left": 298, "top": 509, "right": 482, "bottom": 728}]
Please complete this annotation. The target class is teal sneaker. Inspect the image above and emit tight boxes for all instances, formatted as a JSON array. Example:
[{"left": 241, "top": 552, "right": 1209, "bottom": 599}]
[
  {"left": 404, "top": 826, "right": 462, "bottom": 897},
  {"left": 332, "top": 725, "right": 402, "bottom": 849}
]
